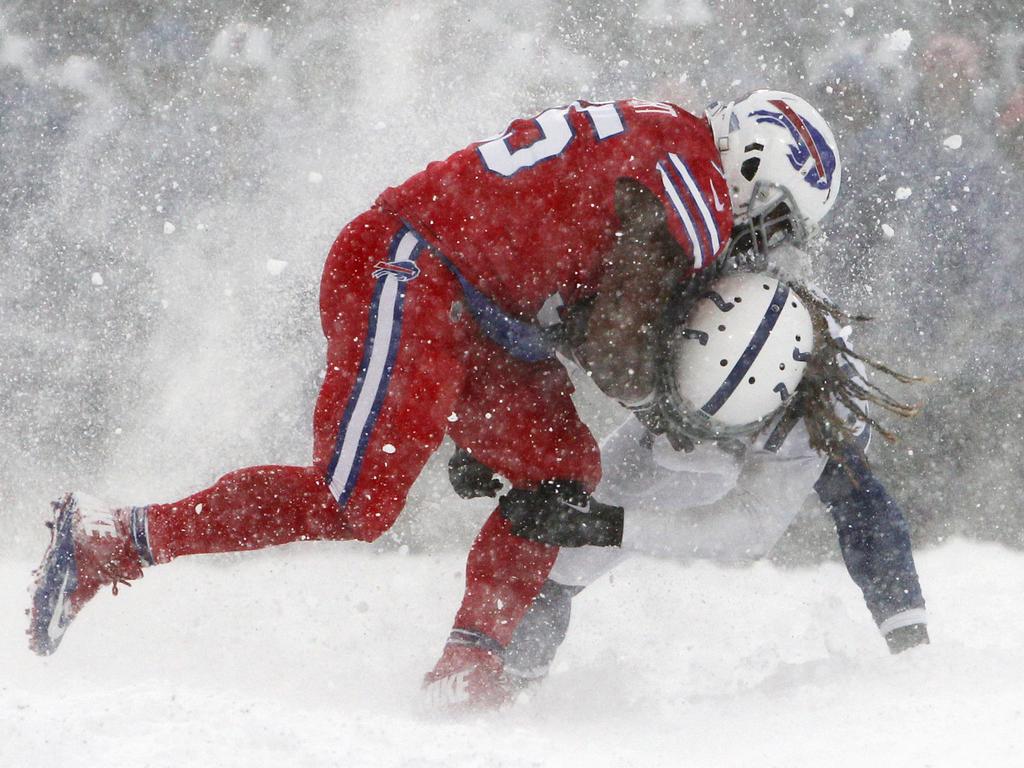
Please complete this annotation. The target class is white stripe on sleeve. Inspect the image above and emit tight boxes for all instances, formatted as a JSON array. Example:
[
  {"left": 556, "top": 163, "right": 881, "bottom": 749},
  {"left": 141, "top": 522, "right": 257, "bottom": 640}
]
[
  {"left": 878, "top": 608, "right": 928, "bottom": 636},
  {"left": 657, "top": 161, "right": 704, "bottom": 268},
  {"left": 327, "top": 230, "right": 418, "bottom": 501},
  {"left": 669, "top": 153, "right": 720, "bottom": 254}
]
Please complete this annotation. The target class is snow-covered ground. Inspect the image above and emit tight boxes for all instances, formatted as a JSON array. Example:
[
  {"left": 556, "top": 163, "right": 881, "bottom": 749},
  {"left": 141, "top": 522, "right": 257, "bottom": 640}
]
[{"left": 2, "top": 540, "right": 1022, "bottom": 767}]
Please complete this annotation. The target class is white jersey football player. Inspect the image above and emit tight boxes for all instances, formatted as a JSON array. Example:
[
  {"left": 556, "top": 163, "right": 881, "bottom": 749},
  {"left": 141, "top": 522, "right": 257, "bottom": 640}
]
[
  {"left": 492, "top": 266, "right": 929, "bottom": 688},
  {"left": 435, "top": 90, "right": 925, "bottom": 707}
]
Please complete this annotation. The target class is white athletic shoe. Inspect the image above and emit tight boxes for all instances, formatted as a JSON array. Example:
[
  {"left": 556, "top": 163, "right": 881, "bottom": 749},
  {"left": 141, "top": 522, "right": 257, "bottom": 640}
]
[{"left": 27, "top": 492, "right": 144, "bottom": 655}]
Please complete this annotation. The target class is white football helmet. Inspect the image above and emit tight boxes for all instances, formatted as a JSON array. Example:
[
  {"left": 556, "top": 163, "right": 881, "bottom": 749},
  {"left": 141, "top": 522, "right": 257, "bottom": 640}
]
[
  {"left": 659, "top": 271, "right": 814, "bottom": 441},
  {"left": 705, "top": 90, "right": 841, "bottom": 257}
]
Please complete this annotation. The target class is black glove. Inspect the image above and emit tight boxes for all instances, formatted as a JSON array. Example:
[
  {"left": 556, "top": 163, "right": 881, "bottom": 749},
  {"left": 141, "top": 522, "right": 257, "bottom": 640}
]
[
  {"left": 884, "top": 623, "right": 930, "bottom": 654},
  {"left": 448, "top": 447, "right": 503, "bottom": 499},
  {"left": 499, "top": 479, "right": 624, "bottom": 548}
]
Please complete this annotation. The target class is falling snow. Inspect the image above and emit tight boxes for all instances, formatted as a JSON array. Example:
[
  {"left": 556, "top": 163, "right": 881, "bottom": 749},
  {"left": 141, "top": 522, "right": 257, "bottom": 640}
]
[{"left": 3, "top": 2, "right": 1024, "bottom": 765}]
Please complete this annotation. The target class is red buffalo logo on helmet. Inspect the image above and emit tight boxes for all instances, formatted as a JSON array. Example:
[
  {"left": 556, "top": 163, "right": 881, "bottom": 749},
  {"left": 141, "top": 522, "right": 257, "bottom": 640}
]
[{"left": 749, "top": 100, "right": 838, "bottom": 196}]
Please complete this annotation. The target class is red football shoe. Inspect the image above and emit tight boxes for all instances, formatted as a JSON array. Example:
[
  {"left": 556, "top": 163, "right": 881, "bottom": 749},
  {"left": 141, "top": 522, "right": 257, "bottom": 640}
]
[
  {"left": 423, "top": 641, "right": 513, "bottom": 712},
  {"left": 28, "top": 492, "right": 145, "bottom": 656}
]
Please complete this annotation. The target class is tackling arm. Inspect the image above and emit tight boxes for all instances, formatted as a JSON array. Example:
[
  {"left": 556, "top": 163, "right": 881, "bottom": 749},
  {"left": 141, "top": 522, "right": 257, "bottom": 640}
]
[
  {"left": 575, "top": 179, "right": 689, "bottom": 404},
  {"left": 498, "top": 422, "right": 822, "bottom": 563}
]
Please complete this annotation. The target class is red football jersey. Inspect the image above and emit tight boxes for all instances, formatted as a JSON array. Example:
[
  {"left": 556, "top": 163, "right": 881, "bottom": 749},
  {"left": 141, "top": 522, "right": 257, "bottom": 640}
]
[{"left": 376, "top": 99, "right": 732, "bottom": 316}]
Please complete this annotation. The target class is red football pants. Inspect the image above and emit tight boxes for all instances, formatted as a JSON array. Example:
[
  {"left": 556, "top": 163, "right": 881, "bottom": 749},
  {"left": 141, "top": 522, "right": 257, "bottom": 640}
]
[{"left": 144, "top": 208, "right": 600, "bottom": 644}]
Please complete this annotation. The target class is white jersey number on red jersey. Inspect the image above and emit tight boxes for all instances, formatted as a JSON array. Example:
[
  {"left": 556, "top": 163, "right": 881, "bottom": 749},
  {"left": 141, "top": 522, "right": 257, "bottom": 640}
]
[{"left": 478, "top": 101, "right": 626, "bottom": 177}]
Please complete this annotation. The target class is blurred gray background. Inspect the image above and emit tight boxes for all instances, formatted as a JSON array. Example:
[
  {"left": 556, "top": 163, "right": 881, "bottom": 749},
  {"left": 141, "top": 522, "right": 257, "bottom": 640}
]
[{"left": 3, "top": 0, "right": 1024, "bottom": 559}]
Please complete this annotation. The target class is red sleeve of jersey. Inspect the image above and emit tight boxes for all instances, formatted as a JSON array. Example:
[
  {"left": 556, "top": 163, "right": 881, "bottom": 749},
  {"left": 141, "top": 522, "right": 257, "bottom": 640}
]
[
  {"left": 649, "top": 151, "right": 732, "bottom": 271},
  {"left": 619, "top": 103, "right": 733, "bottom": 272}
]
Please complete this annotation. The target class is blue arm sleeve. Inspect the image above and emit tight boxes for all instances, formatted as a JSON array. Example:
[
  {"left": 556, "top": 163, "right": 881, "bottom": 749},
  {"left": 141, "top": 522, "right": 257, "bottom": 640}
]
[{"left": 813, "top": 448, "right": 926, "bottom": 626}]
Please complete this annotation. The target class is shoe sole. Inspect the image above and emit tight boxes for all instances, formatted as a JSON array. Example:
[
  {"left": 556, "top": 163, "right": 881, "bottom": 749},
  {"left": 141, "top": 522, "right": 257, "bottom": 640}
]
[{"left": 28, "top": 495, "right": 80, "bottom": 656}]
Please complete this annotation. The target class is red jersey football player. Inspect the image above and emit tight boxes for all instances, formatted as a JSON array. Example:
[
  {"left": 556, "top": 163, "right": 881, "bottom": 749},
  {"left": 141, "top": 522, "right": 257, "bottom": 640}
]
[
  {"left": 423, "top": 90, "right": 844, "bottom": 709},
  {"left": 27, "top": 92, "right": 840, "bottom": 709}
]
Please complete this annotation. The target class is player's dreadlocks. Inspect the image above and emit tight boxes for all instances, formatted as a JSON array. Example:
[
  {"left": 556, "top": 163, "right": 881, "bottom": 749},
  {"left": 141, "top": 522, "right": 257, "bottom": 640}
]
[{"left": 780, "top": 282, "right": 922, "bottom": 464}]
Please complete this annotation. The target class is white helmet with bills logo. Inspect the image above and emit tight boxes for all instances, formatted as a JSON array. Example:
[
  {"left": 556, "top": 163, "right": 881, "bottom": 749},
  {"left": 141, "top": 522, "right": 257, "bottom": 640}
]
[{"left": 705, "top": 90, "right": 841, "bottom": 255}]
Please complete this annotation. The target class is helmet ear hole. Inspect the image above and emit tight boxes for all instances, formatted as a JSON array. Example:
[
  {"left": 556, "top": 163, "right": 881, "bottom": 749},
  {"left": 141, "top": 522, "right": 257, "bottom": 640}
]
[{"left": 740, "top": 157, "right": 761, "bottom": 181}]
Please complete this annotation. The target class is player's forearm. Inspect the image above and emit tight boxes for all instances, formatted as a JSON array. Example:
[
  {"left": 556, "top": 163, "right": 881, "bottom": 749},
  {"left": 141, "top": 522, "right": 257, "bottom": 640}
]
[
  {"left": 618, "top": 457, "right": 811, "bottom": 561},
  {"left": 577, "top": 179, "right": 687, "bottom": 403},
  {"left": 577, "top": 238, "right": 682, "bottom": 403},
  {"left": 815, "top": 451, "right": 927, "bottom": 627},
  {"left": 577, "top": 279, "right": 661, "bottom": 402},
  {"left": 618, "top": 494, "right": 767, "bottom": 560}
]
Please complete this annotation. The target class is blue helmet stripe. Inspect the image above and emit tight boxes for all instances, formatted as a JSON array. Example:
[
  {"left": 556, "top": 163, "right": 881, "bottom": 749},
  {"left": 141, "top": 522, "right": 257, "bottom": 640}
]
[{"left": 701, "top": 282, "right": 791, "bottom": 417}]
